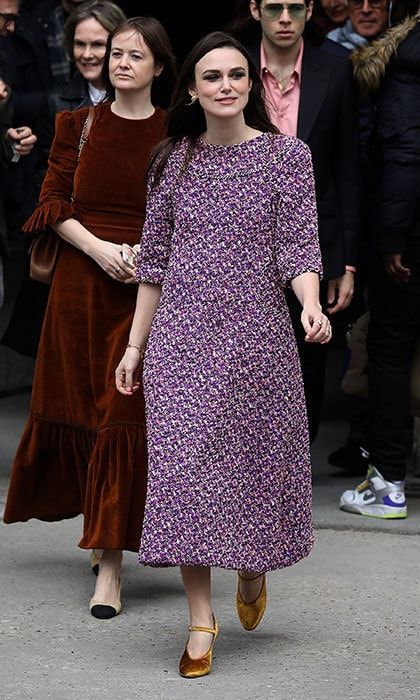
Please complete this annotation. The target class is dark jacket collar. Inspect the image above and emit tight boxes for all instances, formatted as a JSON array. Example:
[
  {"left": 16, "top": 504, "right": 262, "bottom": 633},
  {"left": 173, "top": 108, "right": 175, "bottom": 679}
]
[
  {"left": 60, "top": 72, "right": 89, "bottom": 101},
  {"left": 245, "top": 38, "right": 332, "bottom": 141},
  {"left": 298, "top": 42, "right": 332, "bottom": 142}
]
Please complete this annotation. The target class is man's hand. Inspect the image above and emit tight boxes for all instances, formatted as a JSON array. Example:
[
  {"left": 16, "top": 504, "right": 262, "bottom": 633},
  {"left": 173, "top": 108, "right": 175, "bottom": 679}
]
[
  {"left": 6, "top": 126, "right": 37, "bottom": 157},
  {"left": 384, "top": 253, "right": 411, "bottom": 284},
  {"left": 327, "top": 270, "right": 355, "bottom": 314},
  {"left": 0, "top": 79, "right": 9, "bottom": 103}
]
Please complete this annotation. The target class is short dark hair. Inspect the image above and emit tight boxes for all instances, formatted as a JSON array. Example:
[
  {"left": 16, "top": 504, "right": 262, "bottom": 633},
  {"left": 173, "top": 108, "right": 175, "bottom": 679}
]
[
  {"left": 63, "top": 1, "right": 126, "bottom": 58},
  {"left": 148, "top": 31, "right": 278, "bottom": 188},
  {"left": 253, "top": 0, "right": 312, "bottom": 7},
  {"left": 101, "top": 16, "right": 177, "bottom": 109},
  {"left": 228, "top": 0, "right": 312, "bottom": 40}
]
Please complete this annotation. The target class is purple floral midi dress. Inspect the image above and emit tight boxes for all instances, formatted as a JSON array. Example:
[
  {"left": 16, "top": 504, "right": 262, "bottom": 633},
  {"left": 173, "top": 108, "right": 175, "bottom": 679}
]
[{"left": 135, "top": 132, "right": 322, "bottom": 572}]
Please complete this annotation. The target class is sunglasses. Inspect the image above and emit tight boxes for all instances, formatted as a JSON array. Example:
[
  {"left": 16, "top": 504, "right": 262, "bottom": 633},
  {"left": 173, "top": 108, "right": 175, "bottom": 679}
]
[
  {"left": 261, "top": 2, "right": 308, "bottom": 19},
  {"left": 0, "top": 12, "right": 19, "bottom": 27}
]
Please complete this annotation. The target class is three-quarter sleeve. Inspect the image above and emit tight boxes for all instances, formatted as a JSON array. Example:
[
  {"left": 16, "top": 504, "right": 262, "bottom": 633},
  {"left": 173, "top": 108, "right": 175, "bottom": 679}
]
[
  {"left": 274, "top": 138, "right": 322, "bottom": 286},
  {"left": 135, "top": 152, "right": 179, "bottom": 285},
  {"left": 22, "top": 110, "right": 85, "bottom": 233}
]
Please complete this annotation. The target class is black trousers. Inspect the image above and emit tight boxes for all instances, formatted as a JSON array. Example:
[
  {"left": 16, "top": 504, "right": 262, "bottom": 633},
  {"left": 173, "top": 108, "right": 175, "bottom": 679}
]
[
  {"left": 367, "top": 265, "right": 420, "bottom": 481},
  {"left": 286, "top": 286, "right": 328, "bottom": 443}
]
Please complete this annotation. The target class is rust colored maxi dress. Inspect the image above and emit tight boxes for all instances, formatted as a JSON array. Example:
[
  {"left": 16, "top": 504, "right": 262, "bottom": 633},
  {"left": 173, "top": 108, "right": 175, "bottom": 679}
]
[{"left": 3, "top": 103, "right": 166, "bottom": 552}]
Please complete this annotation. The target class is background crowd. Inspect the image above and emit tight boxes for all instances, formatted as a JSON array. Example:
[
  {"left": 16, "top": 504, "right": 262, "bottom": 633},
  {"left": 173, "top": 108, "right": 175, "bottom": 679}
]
[{"left": 1, "top": 0, "right": 419, "bottom": 529}]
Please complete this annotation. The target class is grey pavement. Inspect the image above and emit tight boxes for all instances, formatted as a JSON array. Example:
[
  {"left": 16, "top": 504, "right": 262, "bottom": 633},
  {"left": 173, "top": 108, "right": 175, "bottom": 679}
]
[
  {"left": 0, "top": 349, "right": 419, "bottom": 698},
  {"left": 1, "top": 522, "right": 418, "bottom": 700}
]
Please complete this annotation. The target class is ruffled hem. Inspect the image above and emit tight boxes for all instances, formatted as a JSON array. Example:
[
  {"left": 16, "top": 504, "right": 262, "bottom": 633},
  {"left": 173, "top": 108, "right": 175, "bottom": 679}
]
[
  {"left": 79, "top": 422, "right": 147, "bottom": 553},
  {"left": 22, "top": 199, "right": 76, "bottom": 233},
  {"left": 3, "top": 416, "right": 94, "bottom": 524},
  {"left": 4, "top": 417, "right": 148, "bottom": 553}
]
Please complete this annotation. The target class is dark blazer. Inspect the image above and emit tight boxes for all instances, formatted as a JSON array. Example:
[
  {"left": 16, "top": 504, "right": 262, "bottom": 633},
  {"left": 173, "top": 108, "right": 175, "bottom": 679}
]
[
  {"left": 48, "top": 72, "right": 93, "bottom": 114},
  {"left": 246, "top": 40, "right": 361, "bottom": 280},
  {"left": 38, "top": 73, "right": 94, "bottom": 164},
  {"left": 2, "top": 9, "right": 54, "bottom": 128},
  {"left": 0, "top": 9, "right": 56, "bottom": 231},
  {"left": 0, "top": 51, "right": 13, "bottom": 259},
  {"left": 2, "top": 74, "right": 93, "bottom": 359}
]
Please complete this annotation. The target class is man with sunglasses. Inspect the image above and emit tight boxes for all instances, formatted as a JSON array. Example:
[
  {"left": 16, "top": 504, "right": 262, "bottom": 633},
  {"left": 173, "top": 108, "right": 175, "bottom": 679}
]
[
  {"left": 240, "top": 0, "right": 361, "bottom": 441},
  {"left": 327, "top": 0, "right": 389, "bottom": 49}
]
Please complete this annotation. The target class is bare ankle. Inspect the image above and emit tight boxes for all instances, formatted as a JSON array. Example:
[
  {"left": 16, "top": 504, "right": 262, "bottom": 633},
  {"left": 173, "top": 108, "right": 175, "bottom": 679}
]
[
  {"left": 238, "top": 569, "right": 263, "bottom": 580},
  {"left": 190, "top": 607, "right": 213, "bottom": 627}
]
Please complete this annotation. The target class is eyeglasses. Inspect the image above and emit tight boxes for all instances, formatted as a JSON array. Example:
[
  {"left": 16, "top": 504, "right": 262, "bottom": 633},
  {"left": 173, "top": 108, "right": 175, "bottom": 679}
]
[
  {"left": 348, "top": 0, "right": 385, "bottom": 7},
  {"left": 0, "top": 12, "right": 19, "bottom": 28},
  {"left": 261, "top": 2, "right": 308, "bottom": 19}
]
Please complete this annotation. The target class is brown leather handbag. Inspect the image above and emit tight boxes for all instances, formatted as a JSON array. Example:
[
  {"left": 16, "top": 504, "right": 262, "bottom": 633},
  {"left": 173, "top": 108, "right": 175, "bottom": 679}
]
[{"left": 29, "top": 107, "right": 95, "bottom": 284}]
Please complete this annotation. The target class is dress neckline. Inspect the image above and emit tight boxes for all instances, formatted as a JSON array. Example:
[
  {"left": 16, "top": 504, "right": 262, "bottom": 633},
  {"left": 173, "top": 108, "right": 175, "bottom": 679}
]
[
  {"left": 108, "top": 103, "right": 158, "bottom": 123},
  {"left": 198, "top": 131, "right": 271, "bottom": 149}
]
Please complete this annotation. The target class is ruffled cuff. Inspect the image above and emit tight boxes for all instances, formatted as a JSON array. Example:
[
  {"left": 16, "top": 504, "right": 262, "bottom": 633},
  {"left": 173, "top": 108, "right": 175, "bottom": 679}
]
[{"left": 22, "top": 199, "right": 76, "bottom": 233}]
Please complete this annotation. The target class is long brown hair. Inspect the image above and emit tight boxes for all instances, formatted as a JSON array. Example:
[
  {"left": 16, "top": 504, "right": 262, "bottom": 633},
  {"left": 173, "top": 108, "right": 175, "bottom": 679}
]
[
  {"left": 102, "top": 16, "right": 177, "bottom": 108},
  {"left": 63, "top": 1, "right": 126, "bottom": 58},
  {"left": 149, "top": 31, "right": 277, "bottom": 187}
]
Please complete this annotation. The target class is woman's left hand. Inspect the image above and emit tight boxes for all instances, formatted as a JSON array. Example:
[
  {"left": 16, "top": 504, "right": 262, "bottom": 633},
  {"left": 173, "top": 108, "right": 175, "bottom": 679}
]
[
  {"left": 301, "top": 306, "right": 332, "bottom": 344},
  {"left": 115, "top": 347, "right": 143, "bottom": 395}
]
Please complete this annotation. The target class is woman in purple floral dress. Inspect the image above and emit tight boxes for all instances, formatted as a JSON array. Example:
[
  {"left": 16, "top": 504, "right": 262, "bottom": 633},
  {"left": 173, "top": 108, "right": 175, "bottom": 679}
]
[{"left": 116, "top": 32, "right": 331, "bottom": 677}]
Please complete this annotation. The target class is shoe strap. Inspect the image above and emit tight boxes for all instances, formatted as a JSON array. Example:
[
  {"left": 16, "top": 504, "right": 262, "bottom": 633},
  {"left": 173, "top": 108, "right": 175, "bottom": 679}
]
[
  {"left": 188, "top": 625, "right": 217, "bottom": 635},
  {"left": 238, "top": 572, "right": 265, "bottom": 582}
]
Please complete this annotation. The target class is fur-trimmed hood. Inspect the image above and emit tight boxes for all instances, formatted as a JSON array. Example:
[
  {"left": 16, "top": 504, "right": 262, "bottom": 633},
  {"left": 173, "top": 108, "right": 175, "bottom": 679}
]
[{"left": 352, "top": 12, "right": 420, "bottom": 93}]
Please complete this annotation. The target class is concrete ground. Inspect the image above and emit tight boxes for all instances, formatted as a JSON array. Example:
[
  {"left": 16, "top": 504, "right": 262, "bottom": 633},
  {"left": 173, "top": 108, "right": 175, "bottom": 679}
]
[
  {"left": 0, "top": 349, "right": 419, "bottom": 698},
  {"left": 0, "top": 522, "right": 418, "bottom": 700}
]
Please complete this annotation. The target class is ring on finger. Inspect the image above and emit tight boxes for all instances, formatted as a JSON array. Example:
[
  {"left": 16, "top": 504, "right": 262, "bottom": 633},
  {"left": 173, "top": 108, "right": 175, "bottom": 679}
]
[
  {"left": 315, "top": 318, "right": 323, "bottom": 327},
  {"left": 115, "top": 266, "right": 121, "bottom": 274}
]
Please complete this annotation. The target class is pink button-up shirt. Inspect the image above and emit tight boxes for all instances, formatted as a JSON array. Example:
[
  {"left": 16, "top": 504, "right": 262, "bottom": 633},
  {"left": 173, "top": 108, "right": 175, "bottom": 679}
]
[{"left": 260, "top": 40, "right": 304, "bottom": 137}]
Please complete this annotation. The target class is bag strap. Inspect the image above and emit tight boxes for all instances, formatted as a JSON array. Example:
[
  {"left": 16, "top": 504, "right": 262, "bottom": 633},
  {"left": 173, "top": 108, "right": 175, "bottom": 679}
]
[
  {"left": 70, "top": 107, "right": 95, "bottom": 203},
  {"left": 77, "top": 106, "right": 95, "bottom": 161}
]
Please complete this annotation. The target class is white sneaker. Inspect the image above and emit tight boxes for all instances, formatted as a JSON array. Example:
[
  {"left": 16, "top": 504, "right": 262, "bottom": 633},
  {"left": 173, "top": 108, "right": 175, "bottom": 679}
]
[{"left": 340, "top": 465, "right": 407, "bottom": 519}]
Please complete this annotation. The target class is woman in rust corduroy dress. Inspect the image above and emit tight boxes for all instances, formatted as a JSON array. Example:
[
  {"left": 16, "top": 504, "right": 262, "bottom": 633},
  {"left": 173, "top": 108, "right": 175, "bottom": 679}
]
[{"left": 3, "top": 17, "right": 175, "bottom": 618}]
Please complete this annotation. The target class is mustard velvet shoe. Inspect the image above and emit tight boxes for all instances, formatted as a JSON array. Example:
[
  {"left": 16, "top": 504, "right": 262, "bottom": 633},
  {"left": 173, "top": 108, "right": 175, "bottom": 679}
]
[
  {"left": 236, "top": 573, "right": 266, "bottom": 631},
  {"left": 179, "top": 615, "right": 219, "bottom": 678}
]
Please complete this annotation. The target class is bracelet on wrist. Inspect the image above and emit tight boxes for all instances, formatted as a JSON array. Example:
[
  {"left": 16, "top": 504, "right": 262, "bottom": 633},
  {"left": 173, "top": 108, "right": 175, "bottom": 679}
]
[{"left": 126, "top": 343, "right": 145, "bottom": 356}]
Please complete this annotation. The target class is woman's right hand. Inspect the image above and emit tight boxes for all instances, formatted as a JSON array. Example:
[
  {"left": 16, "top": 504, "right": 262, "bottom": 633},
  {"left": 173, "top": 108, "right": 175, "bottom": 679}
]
[
  {"left": 115, "top": 347, "right": 144, "bottom": 395},
  {"left": 88, "top": 239, "right": 136, "bottom": 282}
]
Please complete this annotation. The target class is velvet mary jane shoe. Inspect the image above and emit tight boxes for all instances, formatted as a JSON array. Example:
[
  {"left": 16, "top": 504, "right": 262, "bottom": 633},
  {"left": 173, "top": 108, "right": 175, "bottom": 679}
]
[
  {"left": 179, "top": 615, "right": 219, "bottom": 678},
  {"left": 236, "top": 573, "right": 266, "bottom": 631}
]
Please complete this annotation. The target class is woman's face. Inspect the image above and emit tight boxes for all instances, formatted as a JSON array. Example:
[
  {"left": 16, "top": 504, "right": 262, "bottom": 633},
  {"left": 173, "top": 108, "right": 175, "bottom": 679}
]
[
  {"left": 192, "top": 47, "right": 251, "bottom": 122},
  {"left": 320, "top": 0, "right": 349, "bottom": 25},
  {"left": 109, "top": 29, "right": 161, "bottom": 94},
  {"left": 73, "top": 17, "right": 109, "bottom": 88}
]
